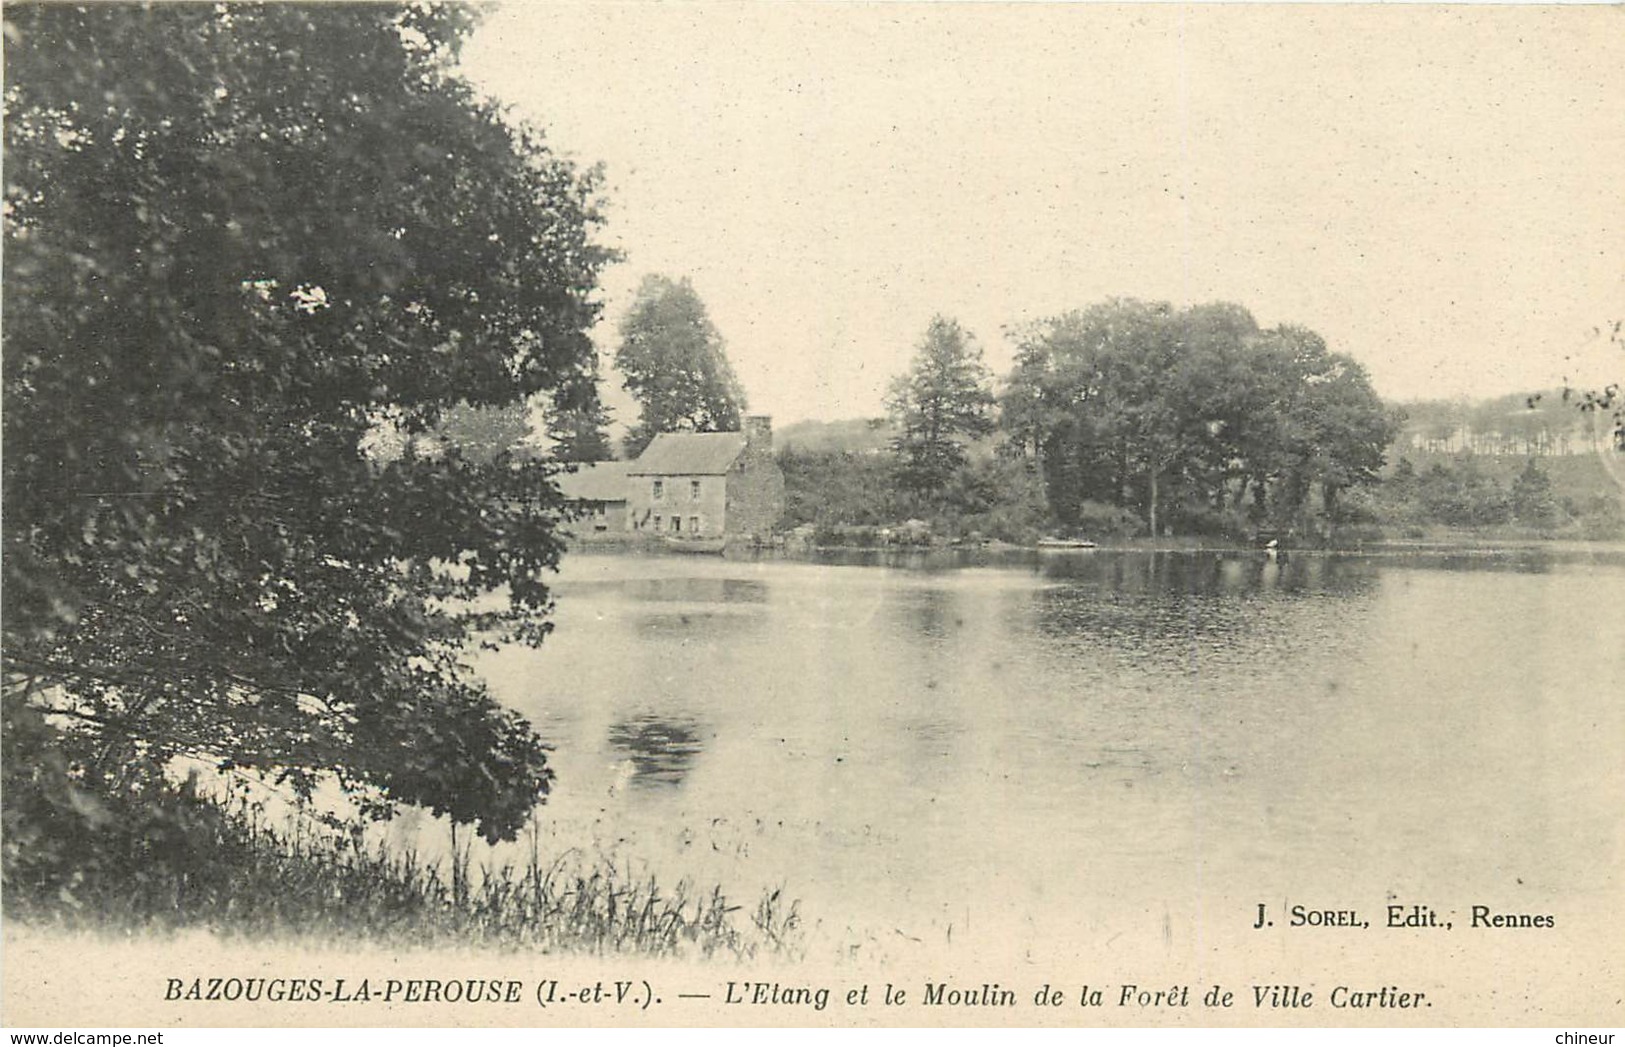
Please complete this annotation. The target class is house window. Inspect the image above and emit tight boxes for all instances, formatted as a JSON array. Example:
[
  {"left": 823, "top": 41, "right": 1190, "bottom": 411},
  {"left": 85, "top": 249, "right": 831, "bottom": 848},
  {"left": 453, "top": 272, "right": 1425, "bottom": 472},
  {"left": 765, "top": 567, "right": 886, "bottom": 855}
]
[
  {"left": 689, "top": 516, "right": 700, "bottom": 534},
  {"left": 652, "top": 479, "right": 664, "bottom": 500},
  {"left": 673, "top": 516, "right": 682, "bottom": 533},
  {"left": 653, "top": 515, "right": 661, "bottom": 531},
  {"left": 690, "top": 479, "right": 701, "bottom": 500}
]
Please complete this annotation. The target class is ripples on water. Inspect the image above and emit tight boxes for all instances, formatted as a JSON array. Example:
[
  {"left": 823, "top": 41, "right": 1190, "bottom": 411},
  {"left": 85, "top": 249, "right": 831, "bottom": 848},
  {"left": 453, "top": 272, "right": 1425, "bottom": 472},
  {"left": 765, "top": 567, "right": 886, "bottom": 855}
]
[{"left": 473, "top": 545, "right": 1624, "bottom": 962}]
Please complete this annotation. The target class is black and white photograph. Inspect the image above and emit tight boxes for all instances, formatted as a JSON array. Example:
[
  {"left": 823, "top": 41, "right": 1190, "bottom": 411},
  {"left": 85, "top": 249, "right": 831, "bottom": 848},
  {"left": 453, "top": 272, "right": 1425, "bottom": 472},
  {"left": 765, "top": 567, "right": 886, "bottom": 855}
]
[{"left": 2, "top": 1, "right": 1622, "bottom": 1032}]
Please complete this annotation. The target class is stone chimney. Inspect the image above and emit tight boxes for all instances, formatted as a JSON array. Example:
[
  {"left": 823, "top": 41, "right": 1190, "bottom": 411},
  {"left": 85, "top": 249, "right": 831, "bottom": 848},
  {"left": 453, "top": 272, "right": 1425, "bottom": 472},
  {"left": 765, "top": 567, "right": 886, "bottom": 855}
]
[{"left": 744, "top": 415, "right": 772, "bottom": 454}]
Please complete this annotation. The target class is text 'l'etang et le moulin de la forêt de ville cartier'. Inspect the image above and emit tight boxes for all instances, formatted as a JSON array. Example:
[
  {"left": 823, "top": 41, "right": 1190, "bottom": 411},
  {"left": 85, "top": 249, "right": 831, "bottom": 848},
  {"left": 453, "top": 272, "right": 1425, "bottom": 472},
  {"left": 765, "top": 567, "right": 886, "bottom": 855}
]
[{"left": 157, "top": 976, "right": 1444, "bottom": 1013}]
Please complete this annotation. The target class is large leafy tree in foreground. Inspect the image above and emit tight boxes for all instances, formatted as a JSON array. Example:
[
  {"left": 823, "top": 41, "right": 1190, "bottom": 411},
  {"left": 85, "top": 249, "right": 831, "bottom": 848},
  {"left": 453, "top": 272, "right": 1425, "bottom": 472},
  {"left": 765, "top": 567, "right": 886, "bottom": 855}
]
[{"left": 2, "top": 4, "right": 612, "bottom": 842}]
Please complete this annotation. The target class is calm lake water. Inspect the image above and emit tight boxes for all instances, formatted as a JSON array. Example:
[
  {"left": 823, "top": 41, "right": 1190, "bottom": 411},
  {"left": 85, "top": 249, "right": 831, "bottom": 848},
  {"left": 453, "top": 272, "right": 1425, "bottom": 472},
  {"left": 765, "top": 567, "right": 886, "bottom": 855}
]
[{"left": 474, "top": 545, "right": 1625, "bottom": 965}]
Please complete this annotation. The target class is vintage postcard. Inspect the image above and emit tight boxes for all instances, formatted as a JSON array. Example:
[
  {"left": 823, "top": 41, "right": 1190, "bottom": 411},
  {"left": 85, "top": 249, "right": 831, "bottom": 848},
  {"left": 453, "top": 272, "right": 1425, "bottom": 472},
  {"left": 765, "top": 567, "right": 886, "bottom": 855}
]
[{"left": 3, "top": 1, "right": 1621, "bottom": 1033}]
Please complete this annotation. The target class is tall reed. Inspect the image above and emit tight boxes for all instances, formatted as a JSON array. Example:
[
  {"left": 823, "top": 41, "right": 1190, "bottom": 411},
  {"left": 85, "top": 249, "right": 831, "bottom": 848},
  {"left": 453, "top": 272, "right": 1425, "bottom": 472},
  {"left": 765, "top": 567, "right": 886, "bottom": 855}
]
[{"left": 3, "top": 772, "right": 803, "bottom": 961}]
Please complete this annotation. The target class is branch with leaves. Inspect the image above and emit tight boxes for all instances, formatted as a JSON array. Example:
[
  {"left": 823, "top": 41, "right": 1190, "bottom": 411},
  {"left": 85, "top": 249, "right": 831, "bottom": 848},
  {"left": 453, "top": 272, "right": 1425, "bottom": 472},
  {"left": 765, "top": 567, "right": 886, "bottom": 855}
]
[{"left": 3, "top": 3, "right": 611, "bottom": 842}]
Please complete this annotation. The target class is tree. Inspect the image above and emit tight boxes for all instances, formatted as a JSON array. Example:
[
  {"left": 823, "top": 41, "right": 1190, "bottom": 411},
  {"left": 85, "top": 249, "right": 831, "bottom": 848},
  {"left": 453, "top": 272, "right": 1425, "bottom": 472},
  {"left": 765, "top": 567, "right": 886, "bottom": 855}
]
[
  {"left": 1000, "top": 299, "right": 1184, "bottom": 533},
  {"left": 1416, "top": 459, "right": 1511, "bottom": 528},
  {"left": 1001, "top": 300, "right": 1395, "bottom": 539},
  {"left": 544, "top": 356, "right": 616, "bottom": 462},
  {"left": 614, "top": 274, "right": 746, "bottom": 458},
  {"left": 1257, "top": 326, "right": 1400, "bottom": 534},
  {"left": 886, "top": 316, "right": 996, "bottom": 499},
  {"left": 1510, "top": 458, "right": 1559, "bottom": 529},
  {"left": 2, "top": 4, "right": 613, "bottom": 843}
]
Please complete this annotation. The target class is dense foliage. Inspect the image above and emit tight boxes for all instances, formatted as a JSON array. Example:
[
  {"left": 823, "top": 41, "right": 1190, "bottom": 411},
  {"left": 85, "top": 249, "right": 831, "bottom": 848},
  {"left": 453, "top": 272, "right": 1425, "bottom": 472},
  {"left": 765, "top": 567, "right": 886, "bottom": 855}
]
[
  {"left": 1004, "top": 300, "right": 1397, "bottom": 538},
  {"left": 614, "top": 274, "right": 747, "bottom": 458},
  {"left": 777, "top": 449, "right": 901, "bottom": 529},
  {"left": 3, "top": 4, "right": 612, "bottom": 843},
  {"left": 1343, "top": 455, "right": 1622, "bottom": 538},
  {"left": 779, "top": 299, "right": 1404, "bottom": 544}
]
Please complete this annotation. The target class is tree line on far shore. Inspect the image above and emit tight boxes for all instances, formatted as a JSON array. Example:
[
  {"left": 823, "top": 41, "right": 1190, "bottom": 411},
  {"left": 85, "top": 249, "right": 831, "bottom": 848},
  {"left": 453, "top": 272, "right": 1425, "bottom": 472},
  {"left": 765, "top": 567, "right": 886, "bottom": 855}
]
[
  {"left": 781, "top": 301, "right": 1399, "bottom": 545},
  {"left": 549, "top": 277, "right": 1623, "bottom": 544},
  {"left": 542, "top": 278, "right": 1402, "bottom": 543}
]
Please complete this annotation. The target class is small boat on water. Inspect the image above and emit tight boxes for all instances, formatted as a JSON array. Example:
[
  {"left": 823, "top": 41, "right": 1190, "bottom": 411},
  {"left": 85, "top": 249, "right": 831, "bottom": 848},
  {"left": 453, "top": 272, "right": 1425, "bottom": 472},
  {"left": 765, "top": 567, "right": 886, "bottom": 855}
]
[
  {"left": 1036, "top": 536, "right": 1098, "bottom": 549},
  {"left": 662, "top": 535, "right": 727, "bottom": 554}
]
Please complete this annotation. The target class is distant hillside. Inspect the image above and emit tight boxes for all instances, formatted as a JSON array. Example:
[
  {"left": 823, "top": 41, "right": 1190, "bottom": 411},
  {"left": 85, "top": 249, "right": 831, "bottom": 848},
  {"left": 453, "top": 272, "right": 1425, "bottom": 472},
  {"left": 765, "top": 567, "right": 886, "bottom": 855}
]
[
  {"left": 1385, "top": 447, "right": 1620, "bottom": 507},
  {"left": 1383, "top": 389, "right": 1623, "bottom": 521},
  {"left": 777, "top": 417, "right": 897, "bottom": 454},
  {"left": 1391, "top": 389, "right": 1618, "bottom": 457}
]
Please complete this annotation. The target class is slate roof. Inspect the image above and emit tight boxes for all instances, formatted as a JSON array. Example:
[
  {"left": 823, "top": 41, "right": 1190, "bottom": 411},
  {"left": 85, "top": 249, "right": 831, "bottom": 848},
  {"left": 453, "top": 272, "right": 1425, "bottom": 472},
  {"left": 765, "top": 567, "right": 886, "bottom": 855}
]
[
  {"left": 555, "top": 460, "right": 632, "bottom": 502},
  {"left": 627, "top": 431, "right": 747, "bottom": 476}
]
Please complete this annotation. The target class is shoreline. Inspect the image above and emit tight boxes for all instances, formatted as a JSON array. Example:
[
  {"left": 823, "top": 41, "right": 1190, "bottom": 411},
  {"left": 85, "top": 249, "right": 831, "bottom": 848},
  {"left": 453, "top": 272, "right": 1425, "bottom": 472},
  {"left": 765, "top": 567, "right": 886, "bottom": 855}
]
[{"left": 563, "top": 532, "right": 1625, "bottom": 560}]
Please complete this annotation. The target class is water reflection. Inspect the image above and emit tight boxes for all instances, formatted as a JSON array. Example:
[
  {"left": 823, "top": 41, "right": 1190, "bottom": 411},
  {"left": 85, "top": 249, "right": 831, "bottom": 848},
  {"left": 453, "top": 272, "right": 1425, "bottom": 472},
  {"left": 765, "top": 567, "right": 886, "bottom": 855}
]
[
  {"left": 490, "top": 545, "right": 1625, "bottom": 966},
  {"left": 891, "top": 587, "right": 960, "bottom": 642},
  {"left": 1026, "top": 549, "right": 1379, "bottom": 596},
  {"left": 1351, "top": 548, "right": 1564, "bottom": 574},
  {"left": 620, "top": 577, "right": 770, "bottom": 603},
  {"left": 790, "top": 542, "right": 1625, "bottom": 579},
  {"left": 632, "top": 607, "right": 767, "bottom": 640},
  {"left": 605, "top": 713, "right": 707, "bottom": 789}
]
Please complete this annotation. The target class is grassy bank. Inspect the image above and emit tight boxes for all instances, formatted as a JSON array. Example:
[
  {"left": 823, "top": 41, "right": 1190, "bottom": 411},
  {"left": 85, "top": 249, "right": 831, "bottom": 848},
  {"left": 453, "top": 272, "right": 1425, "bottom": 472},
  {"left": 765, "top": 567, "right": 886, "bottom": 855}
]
[{"left": 2, "top": 756, "right": 803, "bottom": 960}]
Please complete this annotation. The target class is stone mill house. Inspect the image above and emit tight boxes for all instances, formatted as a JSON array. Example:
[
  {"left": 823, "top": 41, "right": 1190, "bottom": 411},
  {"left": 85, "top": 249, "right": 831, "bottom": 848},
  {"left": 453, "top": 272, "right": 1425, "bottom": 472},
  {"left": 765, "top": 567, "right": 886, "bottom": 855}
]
[{"left": 556, "top": 416, "right": 785, "bottom": 547}]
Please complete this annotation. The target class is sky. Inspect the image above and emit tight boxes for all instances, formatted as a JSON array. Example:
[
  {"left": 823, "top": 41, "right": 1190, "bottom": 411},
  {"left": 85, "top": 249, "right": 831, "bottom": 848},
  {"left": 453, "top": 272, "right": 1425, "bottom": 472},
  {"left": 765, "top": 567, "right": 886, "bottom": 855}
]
[{"left": 461, "top": 4, "right": 1625, "bottom": 426}]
